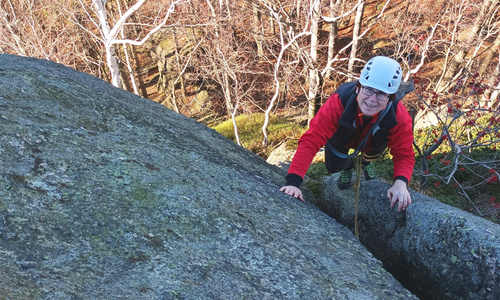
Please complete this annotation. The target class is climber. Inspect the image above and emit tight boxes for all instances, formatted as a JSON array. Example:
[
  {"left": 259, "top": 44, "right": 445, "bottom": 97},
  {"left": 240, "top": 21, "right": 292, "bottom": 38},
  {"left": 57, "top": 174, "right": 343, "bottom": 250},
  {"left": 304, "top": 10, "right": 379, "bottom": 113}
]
[{"left": 280, "top": 56, "right": 415, "bottom": 211}]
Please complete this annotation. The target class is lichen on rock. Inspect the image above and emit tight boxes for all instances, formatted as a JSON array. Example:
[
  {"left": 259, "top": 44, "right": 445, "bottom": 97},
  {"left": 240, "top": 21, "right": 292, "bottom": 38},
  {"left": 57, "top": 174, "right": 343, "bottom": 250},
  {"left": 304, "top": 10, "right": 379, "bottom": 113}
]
[{"left": 0, "top": 54, "right": 416, "bottom": 299}]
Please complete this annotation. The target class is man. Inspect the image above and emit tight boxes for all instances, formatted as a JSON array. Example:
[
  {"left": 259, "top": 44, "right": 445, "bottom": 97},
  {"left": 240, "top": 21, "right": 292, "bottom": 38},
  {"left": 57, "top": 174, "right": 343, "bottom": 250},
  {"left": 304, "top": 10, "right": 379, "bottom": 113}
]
[{"left": 280, "top": 56, "right": 415, "bottom": 211}]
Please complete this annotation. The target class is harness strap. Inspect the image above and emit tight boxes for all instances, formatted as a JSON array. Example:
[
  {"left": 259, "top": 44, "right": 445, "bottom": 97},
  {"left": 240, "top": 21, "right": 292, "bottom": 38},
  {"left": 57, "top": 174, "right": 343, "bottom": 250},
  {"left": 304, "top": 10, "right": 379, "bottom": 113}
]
[
  {"left": 326, "top": 102, "right": 393, "bottom": 159},
  {"left": 362, "top": 152, "right": 384, "bottom": 162}
]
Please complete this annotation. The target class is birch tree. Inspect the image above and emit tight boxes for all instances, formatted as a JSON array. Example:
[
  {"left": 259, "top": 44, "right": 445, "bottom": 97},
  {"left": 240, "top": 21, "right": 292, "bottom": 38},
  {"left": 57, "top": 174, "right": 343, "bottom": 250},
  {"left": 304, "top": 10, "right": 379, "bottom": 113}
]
[
  {"left": 260, "top": 0, "right": 311, "bottom": 146},
  {"left": 76, "top": 0, "right": 187, "bottom": 89},
  {"left": 91, "top": 0, "right": 121, "bottom": 87}
]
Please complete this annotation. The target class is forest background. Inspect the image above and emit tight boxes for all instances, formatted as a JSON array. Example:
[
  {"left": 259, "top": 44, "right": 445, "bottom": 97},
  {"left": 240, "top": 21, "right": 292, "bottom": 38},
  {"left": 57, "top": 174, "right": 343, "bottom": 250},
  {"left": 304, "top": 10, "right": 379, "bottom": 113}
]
[{"left": 1, "top": 0, "right": 499, "bottom": 222}]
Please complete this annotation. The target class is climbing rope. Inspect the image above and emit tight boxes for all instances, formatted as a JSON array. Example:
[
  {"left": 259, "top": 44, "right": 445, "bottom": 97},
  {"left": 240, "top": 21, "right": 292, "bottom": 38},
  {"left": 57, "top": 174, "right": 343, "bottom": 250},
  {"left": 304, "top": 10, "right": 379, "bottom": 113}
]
[{"left": 354, "top": 155, "right": 362, "bottom": 239}]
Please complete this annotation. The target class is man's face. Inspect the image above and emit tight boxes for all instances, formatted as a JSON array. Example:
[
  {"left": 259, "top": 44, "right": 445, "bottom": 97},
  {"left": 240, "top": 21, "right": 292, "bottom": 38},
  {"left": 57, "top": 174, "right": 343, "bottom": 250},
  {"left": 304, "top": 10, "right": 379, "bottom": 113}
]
[{"left": 356, "top": 86, "right": 390, "bottom": 116}]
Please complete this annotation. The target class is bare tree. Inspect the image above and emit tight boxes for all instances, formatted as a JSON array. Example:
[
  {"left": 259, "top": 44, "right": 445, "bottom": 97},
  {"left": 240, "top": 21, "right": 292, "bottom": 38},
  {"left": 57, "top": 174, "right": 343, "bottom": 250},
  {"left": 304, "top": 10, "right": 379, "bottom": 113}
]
[
  {"left": 259, "top": 0, "right": 311, "bottom": 146},
  {"left": 194, "top": 0, "right": 267, "bottom": 145},
  {"left": 3, "top": 0, "right": 499, "bottom": 181},
  {"left": 0, "top": 0, "right": 98, "bottom": 73},
  {"left": 404, "top": 18, "right": 441, "bottom": 81},
  {"left": 90, "top": 0, "right": 122, "bottom": 87},
  {"left": 252, "top": 1, "right": 265, "bottom": 59},
  {"left": 0, "top": 0, "right": 28, "bottom": 56},
  {"left": 307, "top": 0, "right": 322, "bottom": 122},
  {"left": 482, "top": 51, "right": 500, "bottom": 108},
  {"left": 321, "top": 1, "right": 361, "bottom": 77},
  {"left": 347, "top": 0, "right": 365, "bottom": 77},
  {"left": 72, "top": 0, "right": 188, "bottom": 89},
  {"left": 435, "top": 0, "right": 499, "bottom": 93},
  {"left": 413, "top": 78, "right": 500, "bottom": 217},
  {"left": 479, "top": 31, "right": 500, "bottom": 76},
  {"left": 325, "top": 0, "right": 343, "bottom": 79},
  {"left": 204, "top": 0, "right": 239, "bottom": 122}
]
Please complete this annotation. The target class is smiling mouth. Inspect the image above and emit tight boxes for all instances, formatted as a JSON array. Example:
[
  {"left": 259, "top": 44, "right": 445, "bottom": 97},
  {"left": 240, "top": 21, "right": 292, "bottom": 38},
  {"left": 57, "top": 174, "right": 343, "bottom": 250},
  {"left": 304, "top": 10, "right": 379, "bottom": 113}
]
[{"left": 365, "top": 102, "right": 378, "bottom": 108}]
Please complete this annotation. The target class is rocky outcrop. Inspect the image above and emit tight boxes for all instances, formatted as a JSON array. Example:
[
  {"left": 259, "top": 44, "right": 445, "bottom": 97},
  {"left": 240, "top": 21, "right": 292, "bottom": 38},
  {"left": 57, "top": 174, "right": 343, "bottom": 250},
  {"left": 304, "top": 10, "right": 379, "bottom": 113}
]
[
  {"left": 318, "top": 174, "right": 500, "bottom": 300},
  {"left": 150, "top": 28, "right": 210, "bottom": 113},
  {"left": 0, "top": 54, "right": 416, "bottom": 299}
]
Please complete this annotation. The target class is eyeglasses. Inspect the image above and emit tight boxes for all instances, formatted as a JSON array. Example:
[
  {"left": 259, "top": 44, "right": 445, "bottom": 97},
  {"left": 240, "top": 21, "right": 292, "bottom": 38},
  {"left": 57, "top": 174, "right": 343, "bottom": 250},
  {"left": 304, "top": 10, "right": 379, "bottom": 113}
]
[{"left": 361, "top": 86, "right": 389, "bottom": 102}]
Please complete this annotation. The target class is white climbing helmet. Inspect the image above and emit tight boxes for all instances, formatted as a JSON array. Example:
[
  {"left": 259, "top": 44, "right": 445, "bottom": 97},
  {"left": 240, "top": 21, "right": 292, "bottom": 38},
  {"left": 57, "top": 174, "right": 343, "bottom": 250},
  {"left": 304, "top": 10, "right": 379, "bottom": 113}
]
[{"left": 359, "top": 56, "right": 402, "bottom": 94}]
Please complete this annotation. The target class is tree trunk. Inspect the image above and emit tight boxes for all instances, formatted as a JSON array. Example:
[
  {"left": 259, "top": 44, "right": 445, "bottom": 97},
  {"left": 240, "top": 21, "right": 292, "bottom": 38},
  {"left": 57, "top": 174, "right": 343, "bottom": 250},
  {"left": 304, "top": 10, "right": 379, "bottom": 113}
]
[
  {"left": 436, "top": 0, "right": 494, "bottom": 93},
  {"left": 121, "top": 40, "right": 140, "bottom": 95},
  {"left": 482, "top": 52, "right": 500, "bottom": 108},
  {"left": 119, "top": 0, "right": 149, "bottom": 98},
  {"left": 93, "top": 0, "right": 122, "bottom": 88},
  {"left": 270, "top": 2, "right": 278, "bottom": 35},
  {"left": 105, "top": 43, "right": 122, "bottom": 88},
  {"left": 296, "top": 0, "right": 302, "bottom": 25},
  {"left": 252, "top": 2, "right": 264, "bottom": 59},
  {"left": 172, "top": 30, "right": 186, "bottom": 103},
  {"left": 308, "top": 0, "right": 321, "bottom": 124},
  {"left": 348, "top": 0, "right": 365, "bottom": 78},
  {"left": 129, "top": 44, "right": 149, "bottom": 98},
  {"left": 326, "top": 0, "right": 342, "bottom": 80},
  {"left": 478, "top": 32, "right": 500, "bottom": 76},
  {"left": 206, "top": 0, "right": 234, "bottom": 118}
]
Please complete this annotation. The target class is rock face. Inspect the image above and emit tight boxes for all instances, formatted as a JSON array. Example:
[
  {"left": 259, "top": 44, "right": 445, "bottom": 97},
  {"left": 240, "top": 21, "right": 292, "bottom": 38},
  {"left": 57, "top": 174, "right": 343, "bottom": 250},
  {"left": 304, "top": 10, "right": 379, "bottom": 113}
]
[
  {"left": 0, "top": 54, "right": 416, "bottom": 299},
  {"left": 151, "top": 28, "right": 211, "bottom": 113},
  {"left": 318, "top": 174, "right": 500, "bottom": 300}
]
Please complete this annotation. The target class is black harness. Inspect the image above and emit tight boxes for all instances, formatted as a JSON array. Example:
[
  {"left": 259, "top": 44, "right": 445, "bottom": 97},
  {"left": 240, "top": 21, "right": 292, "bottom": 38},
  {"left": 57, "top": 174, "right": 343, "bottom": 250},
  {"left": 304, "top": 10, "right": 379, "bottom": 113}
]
[{"left": 326, "top": 81, "right": 400, "bottom": 158}]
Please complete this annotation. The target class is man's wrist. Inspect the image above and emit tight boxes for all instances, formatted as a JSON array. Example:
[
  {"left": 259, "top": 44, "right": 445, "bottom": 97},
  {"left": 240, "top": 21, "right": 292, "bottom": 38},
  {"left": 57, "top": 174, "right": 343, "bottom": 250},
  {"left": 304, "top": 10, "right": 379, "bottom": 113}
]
[
  {"left": 394, "top": 176, "right": 409, "bottom": 185},
  {"left": 286, "top": 173, "right": 303, "bottom": 188}
]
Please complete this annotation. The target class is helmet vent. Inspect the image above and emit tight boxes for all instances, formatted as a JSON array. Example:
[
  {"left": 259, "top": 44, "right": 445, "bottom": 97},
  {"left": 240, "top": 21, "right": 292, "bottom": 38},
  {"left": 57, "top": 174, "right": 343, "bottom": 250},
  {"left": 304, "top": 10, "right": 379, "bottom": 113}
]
[{"left": 394, "top": 69, "right": 401, "bottom": 79}]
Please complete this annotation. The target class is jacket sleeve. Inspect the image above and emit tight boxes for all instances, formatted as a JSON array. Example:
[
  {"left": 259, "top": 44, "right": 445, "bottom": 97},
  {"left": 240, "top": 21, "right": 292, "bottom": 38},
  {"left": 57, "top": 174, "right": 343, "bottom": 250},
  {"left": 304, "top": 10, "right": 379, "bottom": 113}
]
[
  {"left": 286, "top": 93, "right": 344, "bottom": 187},
  {"left": 387, "top": 102, "right": 415, "bottom": 184}
]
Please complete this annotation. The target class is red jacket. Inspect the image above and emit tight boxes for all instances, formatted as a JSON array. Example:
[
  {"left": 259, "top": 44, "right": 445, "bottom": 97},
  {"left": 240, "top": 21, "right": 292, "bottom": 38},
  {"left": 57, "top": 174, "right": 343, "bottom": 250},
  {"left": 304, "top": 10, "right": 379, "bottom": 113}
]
[{"left": 287, "top": 89, "right": 415, "bottom": 187}]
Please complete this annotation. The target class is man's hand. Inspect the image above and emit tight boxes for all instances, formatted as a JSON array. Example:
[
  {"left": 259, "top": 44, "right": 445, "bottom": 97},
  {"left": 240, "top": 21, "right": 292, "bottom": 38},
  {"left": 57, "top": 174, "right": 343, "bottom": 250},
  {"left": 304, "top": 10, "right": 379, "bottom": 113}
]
[
  {"left": 387, "top": 179, "right": 412, "bottom": 211},
  {"left": 280, "top": 185, "right": 304, "bottom": 202}
]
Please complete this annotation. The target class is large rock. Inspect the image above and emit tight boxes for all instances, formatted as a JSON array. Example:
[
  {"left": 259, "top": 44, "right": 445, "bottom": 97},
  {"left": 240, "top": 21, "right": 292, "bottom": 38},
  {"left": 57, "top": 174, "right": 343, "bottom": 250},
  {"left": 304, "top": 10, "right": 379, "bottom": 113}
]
[
  {"left": 0, "top": 54, "right": 416, "bottom": 299},
  {"left": 319, "top": 174, "right": 500, "bottom": 300}
]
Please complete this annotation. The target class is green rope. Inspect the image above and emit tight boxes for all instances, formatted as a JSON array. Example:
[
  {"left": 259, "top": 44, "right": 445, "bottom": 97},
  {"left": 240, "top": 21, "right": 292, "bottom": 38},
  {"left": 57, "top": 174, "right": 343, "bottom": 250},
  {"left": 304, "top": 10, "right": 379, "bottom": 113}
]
[
  {"left": 353, "top": 152, "right": 384, "bottom": 239},
  {"left": 354, "top": 155, "right": 362, "bottom": 239}
]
